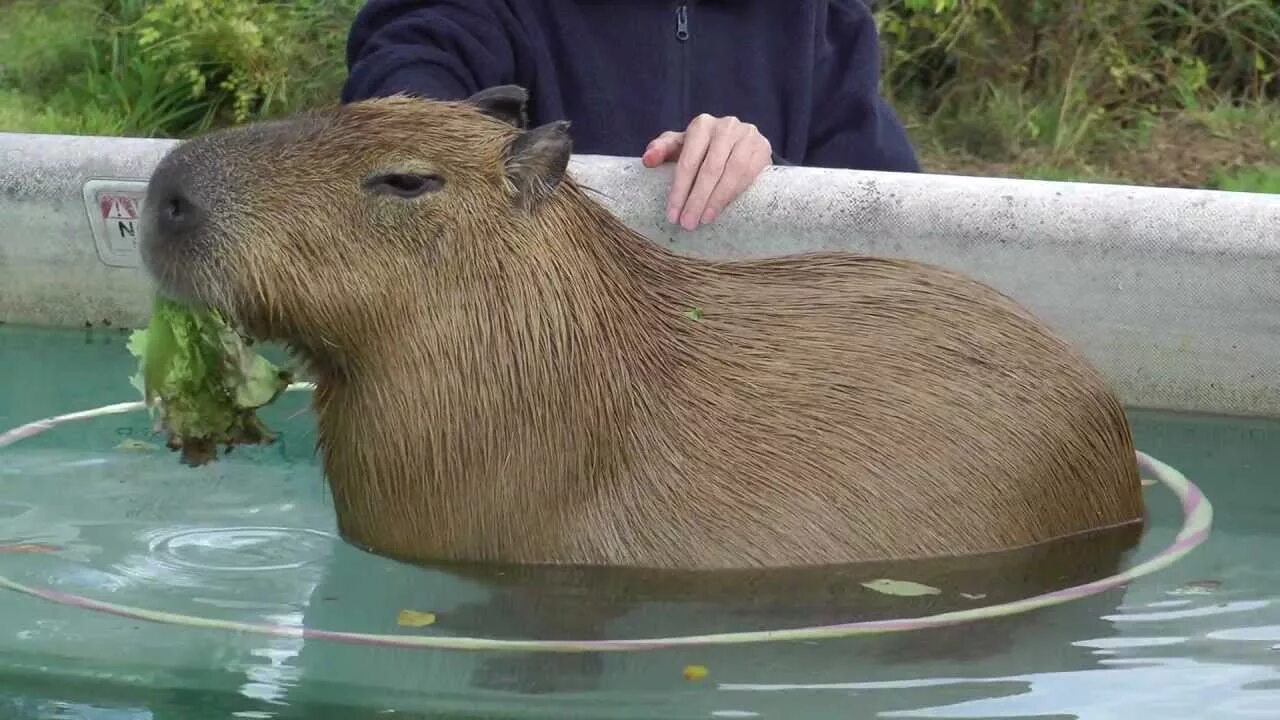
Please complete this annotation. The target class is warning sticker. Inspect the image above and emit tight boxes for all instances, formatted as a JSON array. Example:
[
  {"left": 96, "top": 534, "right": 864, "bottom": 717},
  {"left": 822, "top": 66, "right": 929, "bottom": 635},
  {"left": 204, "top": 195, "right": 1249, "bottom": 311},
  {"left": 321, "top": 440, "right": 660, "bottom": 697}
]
[
  {"left": 100, "top": 194, "right": 139, "bottom": 224},
  {"left": 82, "top": 179, "right": 149, "bottom": 268}
]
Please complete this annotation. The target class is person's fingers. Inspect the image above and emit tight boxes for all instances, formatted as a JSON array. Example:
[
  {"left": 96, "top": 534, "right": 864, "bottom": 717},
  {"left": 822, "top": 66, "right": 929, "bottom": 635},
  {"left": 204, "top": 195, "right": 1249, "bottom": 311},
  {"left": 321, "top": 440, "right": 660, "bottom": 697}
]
[
  {"left": 642, "top": 131, "right": 684, "bottom": 168},
  {"left": 699, "top": 125, "right": 770, "bottom": 224},
  {"left": 677, "top": 117, "right": 745, "bottom": 229},
  {"left": 666, "top": 114, "right": 717, "bottom": 224},
  {"left": 749, "top": 140, "right": 773, "bottom": 176},
  {"left": 737, "top": 140, "right": 773, "bottom": 201}
]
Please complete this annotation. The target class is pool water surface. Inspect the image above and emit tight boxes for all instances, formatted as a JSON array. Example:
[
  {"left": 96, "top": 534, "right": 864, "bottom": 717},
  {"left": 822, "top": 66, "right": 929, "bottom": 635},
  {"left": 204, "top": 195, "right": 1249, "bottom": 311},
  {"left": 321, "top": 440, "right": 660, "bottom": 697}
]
[{"left": 0, "top": 324, "right": 1277, "bottom": 719}]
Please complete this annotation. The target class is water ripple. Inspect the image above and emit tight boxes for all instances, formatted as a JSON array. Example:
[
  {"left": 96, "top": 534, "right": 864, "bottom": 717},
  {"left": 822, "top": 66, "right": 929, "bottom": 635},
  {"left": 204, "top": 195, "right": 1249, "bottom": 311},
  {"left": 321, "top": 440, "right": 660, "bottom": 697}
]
[
  {"left": 144, "top": 526, "right": 335, "bottom": 573},
  {"left": 1073, "top": 636, "right": 1188, "bottom": 649},
  {"left": 109, "top": 526, "right": 336, "bottom": 590},
  {"left": 1206, "top": 625, "right": 1280, "bottom": 642},
  {"left": 1102, "top": 600, "right": 1271, "bottom": 622}
]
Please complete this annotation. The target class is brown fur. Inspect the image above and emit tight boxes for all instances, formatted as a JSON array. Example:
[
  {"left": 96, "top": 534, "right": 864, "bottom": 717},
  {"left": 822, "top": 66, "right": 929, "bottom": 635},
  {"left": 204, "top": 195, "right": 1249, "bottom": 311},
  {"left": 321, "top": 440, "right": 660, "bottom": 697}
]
[{"left": 138, "top": 86, "right": 1145, "bottom": 571}]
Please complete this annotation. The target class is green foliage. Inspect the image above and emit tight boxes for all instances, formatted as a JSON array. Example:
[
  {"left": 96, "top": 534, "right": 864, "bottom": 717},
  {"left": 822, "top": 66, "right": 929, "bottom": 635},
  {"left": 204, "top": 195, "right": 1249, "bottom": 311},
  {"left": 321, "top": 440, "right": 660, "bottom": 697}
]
[
  {"left": 132, "top": 0, "right": 360, "bottom": 126},
  {"left": 0, "top": 1, "right": 101, "bottom": 98},
  {"left": 0, "top": 0, "right": 208, "bottom": 136},
  {"left": 874, "top": 0, "right": 1280, "bottom": 109},
  {"left": 1019, "top": 165, "right": 1127, "bottom": 185},
  {"left": 1209, "top": 166, "right": 1280, "bottom": 194},
  {"left": 872, "top": 0, "right": 1280, "bottom": 165},
  {"left": 0, "top": 0, "right": 359, "bottom": 137},
  {"left": 127, "top": 295, "right": 293, "bottom": 467}
]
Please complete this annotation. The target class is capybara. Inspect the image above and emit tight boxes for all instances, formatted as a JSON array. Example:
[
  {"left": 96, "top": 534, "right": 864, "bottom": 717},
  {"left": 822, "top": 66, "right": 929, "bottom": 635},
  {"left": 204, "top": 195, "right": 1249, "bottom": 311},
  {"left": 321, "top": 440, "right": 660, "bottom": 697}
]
[{"left": 138, "top": 84, "right": 1146, "bottom": 570}]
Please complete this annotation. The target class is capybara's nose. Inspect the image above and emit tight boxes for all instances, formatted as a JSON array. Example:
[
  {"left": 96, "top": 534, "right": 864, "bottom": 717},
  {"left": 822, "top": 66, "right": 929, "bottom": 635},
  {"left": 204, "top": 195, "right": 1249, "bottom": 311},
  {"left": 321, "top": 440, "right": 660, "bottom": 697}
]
[{"left": 154, "top": 189, "right": 204, "bottom": 240}]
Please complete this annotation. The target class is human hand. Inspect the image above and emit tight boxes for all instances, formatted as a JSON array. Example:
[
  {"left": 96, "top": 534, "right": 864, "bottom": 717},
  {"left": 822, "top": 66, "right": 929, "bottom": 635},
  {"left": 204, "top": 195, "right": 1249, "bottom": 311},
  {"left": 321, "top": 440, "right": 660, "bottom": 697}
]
[{"left": 641, "top": 114, "right": 772, "bottom": 231}]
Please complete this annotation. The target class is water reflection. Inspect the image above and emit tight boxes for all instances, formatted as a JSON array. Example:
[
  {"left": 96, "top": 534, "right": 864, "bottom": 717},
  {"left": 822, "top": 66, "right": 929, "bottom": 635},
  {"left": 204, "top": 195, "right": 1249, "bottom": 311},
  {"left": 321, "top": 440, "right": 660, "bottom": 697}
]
[
  {"left": 0, "top": 425, "right": 328, "bottom": 719},
  {"left": 720, "top": 656, "right": 1280, "bottom": 719},
  {"left": 281, "top": 520, "right": 1146, "bottom": 707},
  {"left": 1207, "top": 624, "right": 1280, "bottom": 644},
  {"left": 233, "top": 616, "right": 307, "bottom": 708}
]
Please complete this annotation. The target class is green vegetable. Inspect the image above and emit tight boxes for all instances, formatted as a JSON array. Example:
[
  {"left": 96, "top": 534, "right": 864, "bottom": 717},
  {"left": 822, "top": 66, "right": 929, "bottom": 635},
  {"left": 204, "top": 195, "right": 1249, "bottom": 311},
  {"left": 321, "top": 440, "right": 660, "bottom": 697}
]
[{"left": 127, "top": 296, "right": 293, "bottom": 467}]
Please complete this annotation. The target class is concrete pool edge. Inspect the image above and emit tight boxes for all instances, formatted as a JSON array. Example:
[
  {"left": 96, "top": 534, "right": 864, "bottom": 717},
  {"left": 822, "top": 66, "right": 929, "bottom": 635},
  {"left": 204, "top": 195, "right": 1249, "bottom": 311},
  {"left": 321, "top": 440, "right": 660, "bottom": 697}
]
[{"left": 2, "top": 131, "right": 1279, "bottom": 418}]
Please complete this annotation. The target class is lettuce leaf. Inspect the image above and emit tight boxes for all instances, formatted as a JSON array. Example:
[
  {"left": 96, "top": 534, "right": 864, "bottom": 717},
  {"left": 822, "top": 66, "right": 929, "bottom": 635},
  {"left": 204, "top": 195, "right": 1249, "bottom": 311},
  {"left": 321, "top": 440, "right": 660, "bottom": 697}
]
[{"left": 127, "top": 296, "right": 293, "bottom": 466}]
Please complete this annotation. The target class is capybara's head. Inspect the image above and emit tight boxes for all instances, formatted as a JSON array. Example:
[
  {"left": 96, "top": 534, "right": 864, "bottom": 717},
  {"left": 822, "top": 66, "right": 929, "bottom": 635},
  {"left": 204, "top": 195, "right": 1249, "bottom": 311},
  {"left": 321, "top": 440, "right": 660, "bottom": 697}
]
[{"left": 139, "top": 86, "right": 577, "bottom": 357}]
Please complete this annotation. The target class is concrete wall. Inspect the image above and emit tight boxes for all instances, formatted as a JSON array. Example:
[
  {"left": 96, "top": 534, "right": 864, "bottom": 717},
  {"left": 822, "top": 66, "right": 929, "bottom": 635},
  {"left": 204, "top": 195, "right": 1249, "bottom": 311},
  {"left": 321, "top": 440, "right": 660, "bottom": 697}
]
[{"left": 1, "top": 131, "right": 1278, "bottom": 417}]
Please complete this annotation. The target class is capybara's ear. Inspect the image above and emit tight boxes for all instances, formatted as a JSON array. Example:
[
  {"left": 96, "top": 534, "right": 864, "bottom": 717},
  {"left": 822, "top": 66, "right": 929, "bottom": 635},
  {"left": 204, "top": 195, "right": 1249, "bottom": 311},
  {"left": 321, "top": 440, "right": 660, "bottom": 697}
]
[
  {"left": 466, "top": 85, "right": 529, "bottom": 129},
  {"left": 505, "top": 120, "right": 572, "bottom": 212}
]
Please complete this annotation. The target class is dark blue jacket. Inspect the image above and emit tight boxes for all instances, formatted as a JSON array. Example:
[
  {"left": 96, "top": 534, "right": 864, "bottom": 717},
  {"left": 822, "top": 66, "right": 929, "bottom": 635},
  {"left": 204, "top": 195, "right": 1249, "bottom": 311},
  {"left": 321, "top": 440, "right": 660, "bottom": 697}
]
[{"left": 342, "top": 0, "right": 920, "bottom": 173}]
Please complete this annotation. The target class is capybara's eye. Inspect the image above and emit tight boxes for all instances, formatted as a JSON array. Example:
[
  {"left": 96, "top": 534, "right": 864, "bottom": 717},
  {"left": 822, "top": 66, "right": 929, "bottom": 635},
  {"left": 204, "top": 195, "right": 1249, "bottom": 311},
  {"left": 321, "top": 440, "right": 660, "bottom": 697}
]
[{"left": 363, "top": 173, "right": 445, "bottom": 199}]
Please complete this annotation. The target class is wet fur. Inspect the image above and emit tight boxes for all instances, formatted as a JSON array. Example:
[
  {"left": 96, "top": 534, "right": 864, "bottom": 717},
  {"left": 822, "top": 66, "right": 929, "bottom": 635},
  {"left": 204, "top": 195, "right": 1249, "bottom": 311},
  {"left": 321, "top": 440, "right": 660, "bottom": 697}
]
[{"left": 139, "top": 89, "right": 1145, "bottom": 571}]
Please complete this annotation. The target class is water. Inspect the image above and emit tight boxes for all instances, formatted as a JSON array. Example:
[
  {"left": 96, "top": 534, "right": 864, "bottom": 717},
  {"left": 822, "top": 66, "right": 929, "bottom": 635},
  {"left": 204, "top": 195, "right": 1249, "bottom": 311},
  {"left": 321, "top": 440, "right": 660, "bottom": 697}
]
[{"left": 0, "top": 324, "right": 1277, "bottom": 719}]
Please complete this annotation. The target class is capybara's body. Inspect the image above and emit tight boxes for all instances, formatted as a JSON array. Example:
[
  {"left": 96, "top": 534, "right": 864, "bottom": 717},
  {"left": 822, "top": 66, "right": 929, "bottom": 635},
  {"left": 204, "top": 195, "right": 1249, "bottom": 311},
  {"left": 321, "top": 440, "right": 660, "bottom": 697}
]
[{"left": 139, "top": 85, "right": 1145, "bottom": 570}]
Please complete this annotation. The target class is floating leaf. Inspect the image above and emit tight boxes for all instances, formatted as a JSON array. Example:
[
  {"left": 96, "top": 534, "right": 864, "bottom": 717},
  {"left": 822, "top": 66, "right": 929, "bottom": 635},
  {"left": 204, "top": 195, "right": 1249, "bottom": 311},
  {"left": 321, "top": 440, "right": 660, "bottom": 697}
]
[
  {"left": 861, "top": 579, "right": 941, "bottom": 597},
  {"left": 0, "top": 544, "right": 59, "bottom": 554},
  {"left": 960, "top": 592, "right": 987, "bottom": 601},
  {"left": 116, "top": 439, "right": 159, "bottom": 452},
  {"left": 1169, "top": 579, "right": 1220, "bottom": 596},
  {"left": 396, "top": 609, "right": 437, "bottom": 627},
  {"left": 682, "top": 664, "right": 708, "bottom": 681}
]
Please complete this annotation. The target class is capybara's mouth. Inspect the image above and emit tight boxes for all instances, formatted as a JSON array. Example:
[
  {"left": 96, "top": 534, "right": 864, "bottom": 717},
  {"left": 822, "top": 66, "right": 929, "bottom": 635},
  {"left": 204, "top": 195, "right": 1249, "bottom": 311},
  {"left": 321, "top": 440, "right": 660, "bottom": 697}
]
[{"left": 139, "top": 239, "right": 201, "bottom": 304}]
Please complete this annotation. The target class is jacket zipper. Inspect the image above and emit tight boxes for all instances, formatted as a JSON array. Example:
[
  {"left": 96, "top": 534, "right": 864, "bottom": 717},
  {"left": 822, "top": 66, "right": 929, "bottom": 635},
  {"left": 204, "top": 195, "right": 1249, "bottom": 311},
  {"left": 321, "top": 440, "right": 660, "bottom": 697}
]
[{"left": 676, "top": 2, "right": 690, "bottom": 125}]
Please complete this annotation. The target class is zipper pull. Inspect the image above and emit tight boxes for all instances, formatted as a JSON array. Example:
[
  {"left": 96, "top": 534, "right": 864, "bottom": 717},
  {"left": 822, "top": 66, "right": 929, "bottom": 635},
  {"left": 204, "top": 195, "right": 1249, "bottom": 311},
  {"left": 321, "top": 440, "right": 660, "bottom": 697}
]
[{"left": 676, "top": 3, "right": 689, "bottom": 41}]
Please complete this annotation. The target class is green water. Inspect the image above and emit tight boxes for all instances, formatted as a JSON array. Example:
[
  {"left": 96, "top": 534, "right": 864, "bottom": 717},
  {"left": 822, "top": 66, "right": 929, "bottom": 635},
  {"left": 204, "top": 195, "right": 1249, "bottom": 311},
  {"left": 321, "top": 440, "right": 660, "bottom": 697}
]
[{"left": 0, "top": 324, "right": 1277, "bottom": 719}]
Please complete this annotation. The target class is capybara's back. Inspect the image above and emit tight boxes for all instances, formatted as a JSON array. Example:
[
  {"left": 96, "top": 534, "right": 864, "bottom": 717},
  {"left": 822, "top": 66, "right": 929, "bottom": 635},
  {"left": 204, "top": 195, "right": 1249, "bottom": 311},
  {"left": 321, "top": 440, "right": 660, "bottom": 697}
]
[
  {"left": 616, "top": 251, "right": 1144, "bottom": 568},
  {"left": 138, "top": 85, "right": 1146, "bottom": 570}
]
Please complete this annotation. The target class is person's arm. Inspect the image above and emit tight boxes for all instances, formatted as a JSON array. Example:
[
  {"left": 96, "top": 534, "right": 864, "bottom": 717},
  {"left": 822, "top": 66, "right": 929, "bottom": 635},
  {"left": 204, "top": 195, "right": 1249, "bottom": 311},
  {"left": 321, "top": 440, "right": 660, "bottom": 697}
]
[
  {"left": 795, "top": 0, "right": 920, "bottom": 173},
  {"left": 341, "top": 0, "right": 526, "bottom": 103}
]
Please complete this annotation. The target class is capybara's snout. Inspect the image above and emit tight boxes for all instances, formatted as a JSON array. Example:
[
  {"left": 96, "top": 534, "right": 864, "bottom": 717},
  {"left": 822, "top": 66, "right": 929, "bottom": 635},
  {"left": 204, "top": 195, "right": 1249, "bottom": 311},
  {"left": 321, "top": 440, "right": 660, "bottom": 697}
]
[
  {"left": 139, "top": 117, "right": 334, "bottom": 308},
  {"left": 140, "top": 146, "right": 213, "bottom": 302},
  {"left": 147, "top": 159, "right": 206, "bottom": 242}
]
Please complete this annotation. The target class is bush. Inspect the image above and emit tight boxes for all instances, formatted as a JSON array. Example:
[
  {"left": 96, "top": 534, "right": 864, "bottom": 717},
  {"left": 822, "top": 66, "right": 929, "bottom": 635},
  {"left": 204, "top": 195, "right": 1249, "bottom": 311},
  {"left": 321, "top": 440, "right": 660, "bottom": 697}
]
[
  {"left": 132, "top": 0, "right": 360, "bottom": 127},
  {"left": 871, "top": 0, "right": 1280, "bottom": 163},
  {"left": 0, "top": 0, "right": 359, "bottom": 138},
  {"left": 873, "top": 0, "right": 1279, "bottom": 108}
]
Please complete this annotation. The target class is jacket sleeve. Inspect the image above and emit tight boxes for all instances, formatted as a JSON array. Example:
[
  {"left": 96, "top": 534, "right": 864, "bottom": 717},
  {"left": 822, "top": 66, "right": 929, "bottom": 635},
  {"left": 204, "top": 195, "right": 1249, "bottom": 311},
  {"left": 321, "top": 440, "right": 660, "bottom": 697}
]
[
  {"left": 795, "top": 0, "right": 920, "bottom": 173},
  {"left": 341, "top": 0, "right": 526, "bottom": 103}
]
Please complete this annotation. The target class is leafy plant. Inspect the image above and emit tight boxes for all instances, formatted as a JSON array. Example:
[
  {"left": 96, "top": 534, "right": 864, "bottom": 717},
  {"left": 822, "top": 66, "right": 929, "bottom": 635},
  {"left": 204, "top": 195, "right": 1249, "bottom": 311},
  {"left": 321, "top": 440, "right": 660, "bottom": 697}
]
[
  {"left": 133, "top": 0, "right": 361, "bottom": 127},
  {"left": 873, "top": 0, "right": 1280, "bottom": 164},
  {"left": 0, "top": 0, "right": 360, "bottom": 137},
  {"left": 128, "top": 295, "right": 294, "bottom": 467},
  {"left": 1209, "top": 166, "right": 1280, "bottom": 194}
]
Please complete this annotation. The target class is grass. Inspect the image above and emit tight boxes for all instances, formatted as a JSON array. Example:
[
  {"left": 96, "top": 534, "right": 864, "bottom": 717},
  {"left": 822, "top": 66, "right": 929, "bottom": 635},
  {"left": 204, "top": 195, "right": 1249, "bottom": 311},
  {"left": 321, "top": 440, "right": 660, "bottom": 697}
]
[
  {"left": 911, "top": 100, "right": 1280, "bottom": 192},
  {"left": 0, "top": 0, "right": 1276, "bottom": 193},
  {"left": 0, "top": 0, "right": 219, "bottom": 137},
  {"left": 1211, "top": 166, "right": 1280, "bottom": 193},
  {"left": 871, "top": 0, "right": 1280, "bottom": 193},
  {"left": 0, "top": 0, "right": 356, "bottom": 138}
]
